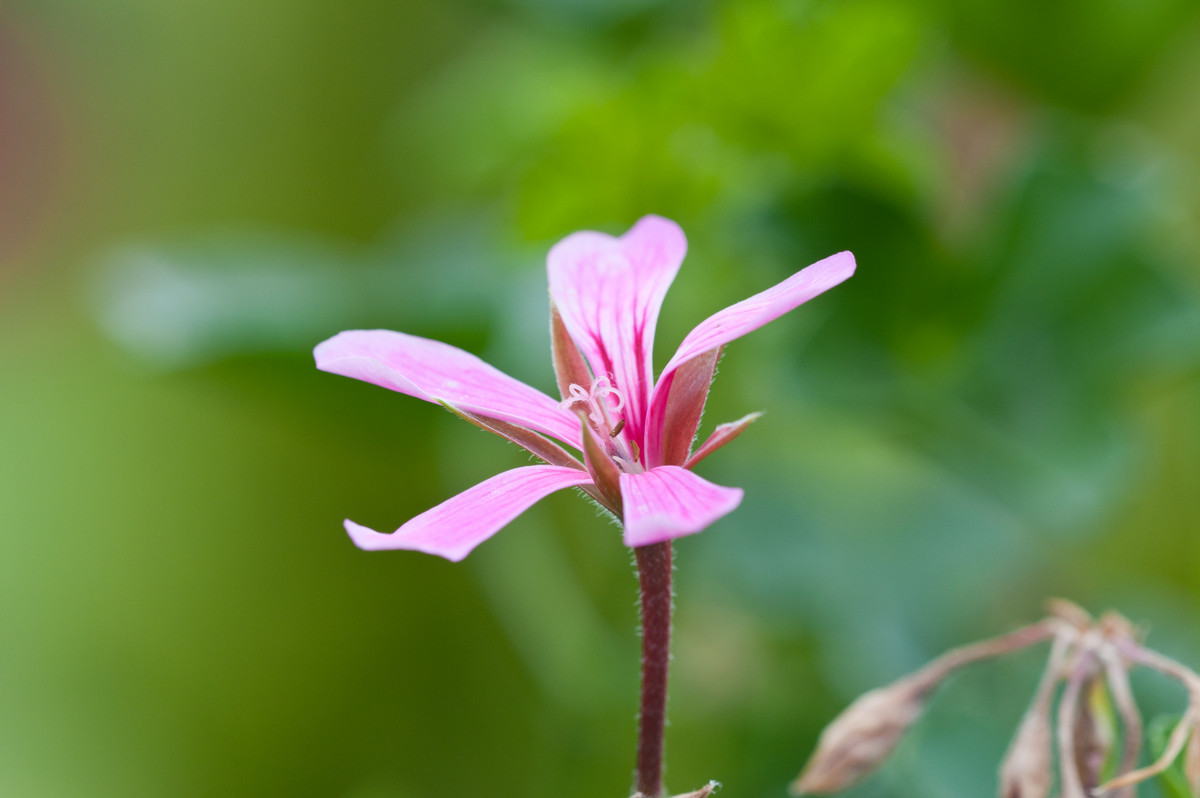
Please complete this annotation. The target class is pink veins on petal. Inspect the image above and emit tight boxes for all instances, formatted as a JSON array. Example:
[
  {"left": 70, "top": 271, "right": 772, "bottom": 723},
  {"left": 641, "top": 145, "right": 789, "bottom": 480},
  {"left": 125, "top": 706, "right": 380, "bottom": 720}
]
[
  {"left": 344, "top": 465, "right": 594, "bottom": 562},
  {"left": 315, "top": 214, "right": 855, "bottom": 560}
]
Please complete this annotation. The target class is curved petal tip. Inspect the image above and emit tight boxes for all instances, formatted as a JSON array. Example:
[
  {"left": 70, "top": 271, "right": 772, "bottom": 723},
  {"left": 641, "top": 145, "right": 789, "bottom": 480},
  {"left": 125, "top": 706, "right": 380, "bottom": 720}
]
[
  {"left": 342, "top": 465, "right": 593, "bottom": 562},
  {"left": 625, "top": 214, "right": 687, "bottom": 253},
  {"left": 344, "top": 518, "right": 385, "bottom": 550},
  {"left": 823, "top": 250, "right": 856, "bottom": 280},
  {"left": 344, "top": 518, "right": 472, "bottom": 561}
]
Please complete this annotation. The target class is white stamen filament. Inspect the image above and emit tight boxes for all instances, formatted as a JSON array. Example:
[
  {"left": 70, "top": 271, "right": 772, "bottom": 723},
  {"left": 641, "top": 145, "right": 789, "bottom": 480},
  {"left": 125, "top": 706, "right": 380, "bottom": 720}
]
[
  {"left": 592, "top": 377, "right": 625, "bottom": 413},
  {"left": 559, "top": 378, "right": 637, "bottom": 468},
  {"left": 559, "top": 379, "right": 627, "bottom": 431}
]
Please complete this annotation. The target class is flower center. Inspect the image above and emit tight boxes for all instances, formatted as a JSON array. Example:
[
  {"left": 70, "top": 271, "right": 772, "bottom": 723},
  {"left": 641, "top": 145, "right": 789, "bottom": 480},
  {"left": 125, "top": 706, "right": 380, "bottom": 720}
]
[
  {"left": 561, "top": 376, "right": 624, "bottom": 429},
  {"left": 559, "top": 378, "right": 640, "bottom": 470}
]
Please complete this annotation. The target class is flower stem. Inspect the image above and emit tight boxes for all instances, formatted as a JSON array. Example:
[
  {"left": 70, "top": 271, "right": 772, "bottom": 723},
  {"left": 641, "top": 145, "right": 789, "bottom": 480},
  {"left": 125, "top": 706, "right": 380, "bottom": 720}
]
[{"left": 634, "top": 541, "right": 673, "bottom": 798}]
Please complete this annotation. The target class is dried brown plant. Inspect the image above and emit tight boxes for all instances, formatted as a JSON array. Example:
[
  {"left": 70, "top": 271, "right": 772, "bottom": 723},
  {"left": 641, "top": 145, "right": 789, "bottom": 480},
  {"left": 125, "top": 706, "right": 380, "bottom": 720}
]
[{"left": 794, "top": 600, "right": 1200, "bottom": 798}]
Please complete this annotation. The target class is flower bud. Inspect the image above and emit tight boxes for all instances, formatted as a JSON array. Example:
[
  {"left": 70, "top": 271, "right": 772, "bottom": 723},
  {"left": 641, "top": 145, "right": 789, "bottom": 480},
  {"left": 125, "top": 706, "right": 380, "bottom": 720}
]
[
  {"left": 999, "top": 635, "right": 1070, "bottom": 798},
  {"left": 791, "top": 673, "right": 934, "bottom": 795},
  {"left": 998, "top": 697, "right": 1054, "bottom": 798}
]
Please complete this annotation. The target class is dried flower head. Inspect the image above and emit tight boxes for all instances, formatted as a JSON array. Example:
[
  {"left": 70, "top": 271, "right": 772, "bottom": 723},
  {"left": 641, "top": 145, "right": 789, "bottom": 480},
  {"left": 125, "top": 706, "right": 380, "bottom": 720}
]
[
  {"left": 790, "top": 672, "right": 935, "bottom": 794},
  {"left": 795, "top": 601, "right": 1200, "bottom": 797}
]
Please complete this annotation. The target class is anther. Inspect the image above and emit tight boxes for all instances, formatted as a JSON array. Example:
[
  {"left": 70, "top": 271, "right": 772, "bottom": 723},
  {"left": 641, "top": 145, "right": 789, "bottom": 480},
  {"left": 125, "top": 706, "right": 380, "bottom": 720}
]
[{"left": 610, "top": 419, "right": 626, "bottom": 437}]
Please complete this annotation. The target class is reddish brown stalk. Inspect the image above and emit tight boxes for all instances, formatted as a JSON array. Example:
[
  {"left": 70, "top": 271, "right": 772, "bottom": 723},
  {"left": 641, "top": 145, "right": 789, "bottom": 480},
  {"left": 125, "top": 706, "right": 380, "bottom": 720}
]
[
  {"left": 634, "top": 541, "right": 673, "bottom": 798},
  {"left": 1056, "top": 650, "right": 1095, "bottom": 798}
]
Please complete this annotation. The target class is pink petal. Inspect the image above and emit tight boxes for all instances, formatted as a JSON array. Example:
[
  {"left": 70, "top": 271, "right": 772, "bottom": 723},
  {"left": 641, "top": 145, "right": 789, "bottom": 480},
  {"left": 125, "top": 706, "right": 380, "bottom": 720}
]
[
  {"left": 315, "top": 329, "right": 580, "bottom": 449},
  {"left": 644, "top": 251, "right": 855, "bottom": 466},
  {"left": 547, "top": 215, "right": 686, "bottom": 455},
  {"left": 619, "top": 466, "right": 744, "bottom": 548},
  {"left": 344, "top": 465, "right": 594, "bottom": 561}
]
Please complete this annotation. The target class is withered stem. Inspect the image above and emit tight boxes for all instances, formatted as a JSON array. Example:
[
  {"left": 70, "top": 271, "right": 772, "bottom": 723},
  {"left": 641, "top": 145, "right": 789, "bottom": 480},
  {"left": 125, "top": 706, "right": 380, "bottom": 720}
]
[
  {"left": 1057, "top": 650, "right": 1094, "bottom": 798},
  {"left": 1095, "top": 710, "right": 1195, "bottom": 794},
  {"left": 1117, "top": 638, "right": 1200, "bottom": 693},
  {"left": 1094, "top": 638, "right": 1200, "bottom": 795},
  {"left": 1056, "top": 648, "right": 1094, "bottom": 796},
  {"left": 1101, "top": 650, "right": 1143, "bottom": 798},
  {"left": 911, "top": 620, "right": 1057, "bottom": 688},
  {"left": 1035, "top": 635, "right": 1070, "bottom": 707},
  {"left": 634, "top": 541, "right": 673, "bottom": 798}
]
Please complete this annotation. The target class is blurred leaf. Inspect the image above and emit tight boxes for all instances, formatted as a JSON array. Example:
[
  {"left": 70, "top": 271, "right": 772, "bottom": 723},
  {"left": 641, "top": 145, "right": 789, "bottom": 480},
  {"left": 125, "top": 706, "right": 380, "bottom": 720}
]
[
  {"left": 1148, "top": 713, "right": 1194, "bottom": 798},
  {"left": 933, "top": 0, "right": 1200, "bottom": 111},
  {"left": 90, "top": 213, "right": 532, "bottom": 368}
]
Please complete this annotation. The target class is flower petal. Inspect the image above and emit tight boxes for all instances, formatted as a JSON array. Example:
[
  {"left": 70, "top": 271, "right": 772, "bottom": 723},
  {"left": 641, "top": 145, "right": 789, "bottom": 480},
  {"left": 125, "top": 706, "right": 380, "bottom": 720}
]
[
  {"left": 619, "top": 466, "right": 743, "bottom": 548},
  {"left": 315, "top": 329, "right": 580, "bottom": 449},
  {"left": 344, "top": 465, "right": 594, "bottom": 561},
  {"left": 547, "top": 215, "right": 686, "bottom": 454},
  {"left": 645, "top": 251, "right": 855, "bottom": 467}
]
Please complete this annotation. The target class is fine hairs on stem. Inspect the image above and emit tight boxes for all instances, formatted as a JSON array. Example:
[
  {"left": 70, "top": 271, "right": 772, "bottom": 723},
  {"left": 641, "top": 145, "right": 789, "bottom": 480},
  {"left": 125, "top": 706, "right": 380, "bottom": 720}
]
[
  {"left": 634, "top": 541, "right": 673, "bottom": 798},
  {"left": 630, "top": 539, "right": 726, "bottom": 798}
]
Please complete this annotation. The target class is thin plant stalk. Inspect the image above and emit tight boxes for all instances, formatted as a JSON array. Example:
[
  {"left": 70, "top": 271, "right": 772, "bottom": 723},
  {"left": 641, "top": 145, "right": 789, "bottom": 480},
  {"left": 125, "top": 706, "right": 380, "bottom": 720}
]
[
  {"left": 1101, "top": 648, "right": 1142, "bottom": 798},
  {"left": 1057, "top": 651, "right": 1094, "bottom": 798},
  {"left": 635, "top": 541, "right": 673, "bottom": 798},
  {"left": 1095, "top": 711, "right": 1195, "bottom": 794}
]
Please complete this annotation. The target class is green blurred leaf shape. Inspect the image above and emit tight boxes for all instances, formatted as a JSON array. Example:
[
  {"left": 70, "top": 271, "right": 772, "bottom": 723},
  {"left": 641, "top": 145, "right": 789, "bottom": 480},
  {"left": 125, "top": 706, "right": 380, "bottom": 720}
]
[{"left": 1148, "top": 713, "right": 1195, "bottom": 798}]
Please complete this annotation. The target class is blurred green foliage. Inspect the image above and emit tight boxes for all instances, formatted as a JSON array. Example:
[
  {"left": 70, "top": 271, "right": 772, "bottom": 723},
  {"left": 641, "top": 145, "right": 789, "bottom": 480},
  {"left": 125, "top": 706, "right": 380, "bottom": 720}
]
[
  {"left": 1147, "top": 714, "right": 1192, "bottom": 798},
  {"left": 3, "top": 0, "right": 1200, "bottom": 796}
]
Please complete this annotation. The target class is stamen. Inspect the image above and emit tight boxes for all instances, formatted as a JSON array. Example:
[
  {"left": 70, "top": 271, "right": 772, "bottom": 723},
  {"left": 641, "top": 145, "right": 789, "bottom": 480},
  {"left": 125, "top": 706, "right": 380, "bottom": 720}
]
[
  {"left": 593, "top": 379, "right": 625, "bottom": 412},
  {"left": 559, "top": 379, "right": 629, "bottom": 441},
  {"left": 558, "top": 383, "right": 591, "bottom": 411}
]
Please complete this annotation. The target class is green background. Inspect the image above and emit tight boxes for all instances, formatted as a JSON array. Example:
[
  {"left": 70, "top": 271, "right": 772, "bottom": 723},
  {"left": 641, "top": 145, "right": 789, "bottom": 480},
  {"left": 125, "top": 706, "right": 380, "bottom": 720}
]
[{"left": 3, "top": 0, "right": 1200, "bottom": 795}]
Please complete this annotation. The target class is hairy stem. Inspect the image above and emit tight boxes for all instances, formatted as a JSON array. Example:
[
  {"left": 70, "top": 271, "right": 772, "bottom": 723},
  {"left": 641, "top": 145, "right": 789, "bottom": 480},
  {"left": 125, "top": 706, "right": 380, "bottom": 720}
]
[{"left": 634, "top": 541, "right": 673, "bottom": 798}]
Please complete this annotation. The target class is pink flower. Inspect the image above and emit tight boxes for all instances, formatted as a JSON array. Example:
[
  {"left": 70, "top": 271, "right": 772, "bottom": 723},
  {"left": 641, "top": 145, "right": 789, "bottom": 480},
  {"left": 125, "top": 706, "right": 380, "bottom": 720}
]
[{"left": 315, "top": 216, "right": 854, "bottom": 560}]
